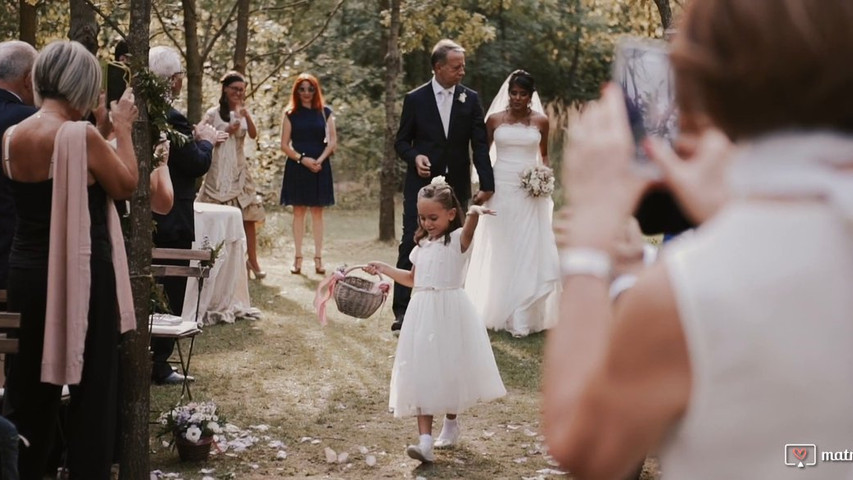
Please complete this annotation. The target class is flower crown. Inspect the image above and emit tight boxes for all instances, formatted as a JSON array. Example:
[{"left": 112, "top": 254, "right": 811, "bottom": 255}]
[{"left": 430, "top": 175, "right": 448, "bottom": 187}]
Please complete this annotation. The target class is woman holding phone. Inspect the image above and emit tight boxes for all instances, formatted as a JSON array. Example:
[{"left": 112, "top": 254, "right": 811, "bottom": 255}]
[
  {"left": 543, "top": 1, "right": 853, "bottom": 478},
  {"left": 198, "top": 71, "right": 266, "bottom": 279}
]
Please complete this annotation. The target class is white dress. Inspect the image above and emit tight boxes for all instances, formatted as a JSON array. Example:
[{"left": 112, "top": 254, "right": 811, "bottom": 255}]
[
  {"left": 465, "top": 123, "right": 561, "bottom": 337},
  {"left": 389, "top": 229, "right": 506, "bottom": 418}
]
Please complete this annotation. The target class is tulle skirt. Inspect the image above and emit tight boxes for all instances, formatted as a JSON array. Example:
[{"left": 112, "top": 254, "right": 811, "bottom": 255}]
[{"left": 389, "top": 289, "right": 506, "bottom": 418}]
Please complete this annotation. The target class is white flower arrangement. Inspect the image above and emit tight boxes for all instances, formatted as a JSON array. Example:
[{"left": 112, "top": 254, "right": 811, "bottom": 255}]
[
  {"left": 431, "top": 175, "right": 448, "bottom": 186},
  {"left": 519, "top": 165, "right": 555, "bottom": 197},
  {"left": 458, "top": 92, "right": 467, "bottom": 103},
  {"left": 158, "top": 401, "right": 226, "bottom": 444}
]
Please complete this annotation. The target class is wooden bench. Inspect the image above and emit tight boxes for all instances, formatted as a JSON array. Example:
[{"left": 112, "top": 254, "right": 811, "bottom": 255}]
[{"left": 150, "top": 248, "right": 213, "bottom": 403}]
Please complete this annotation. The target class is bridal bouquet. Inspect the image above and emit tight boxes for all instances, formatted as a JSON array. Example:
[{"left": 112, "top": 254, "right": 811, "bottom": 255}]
[{"left": 520, "top": 165, "right": 555, "bottom": 197}]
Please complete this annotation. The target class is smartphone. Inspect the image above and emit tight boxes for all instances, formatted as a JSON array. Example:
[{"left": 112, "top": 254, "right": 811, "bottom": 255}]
[
  {"left": 612, "top": 37, "right": 677, "bottom": 178},
  {"left": 105, "top": 60, "right": 131, "bottom": 109}
]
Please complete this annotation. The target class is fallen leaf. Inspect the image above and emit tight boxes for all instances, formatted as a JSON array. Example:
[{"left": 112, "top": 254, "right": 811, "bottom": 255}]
[
  {"left": 276, "top": 450, "right": 288, "bottom": 459},
  {"left": 514, "top": 457, "right": 529, "bottom": 464}
]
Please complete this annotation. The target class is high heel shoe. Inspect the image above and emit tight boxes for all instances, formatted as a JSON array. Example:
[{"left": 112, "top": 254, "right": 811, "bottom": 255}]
[
  {"left": 290, "top": 256, "right": 303, "bottom": 275},
  {"left": 247, "top": 260, "right": 267, "bottom": 280},
  {"left": 314, "top": 256, "right": 326, "bottom": 275}
]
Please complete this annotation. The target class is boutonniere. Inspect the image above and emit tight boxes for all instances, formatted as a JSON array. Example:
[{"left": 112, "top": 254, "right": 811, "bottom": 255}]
[{"left": 458, "top": 92, "right": 467, "bottom": 103}]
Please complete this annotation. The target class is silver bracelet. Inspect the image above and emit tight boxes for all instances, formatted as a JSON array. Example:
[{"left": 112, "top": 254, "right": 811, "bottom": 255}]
[{"left": 560, "top": 248, "right": 612, "bottom": 280}]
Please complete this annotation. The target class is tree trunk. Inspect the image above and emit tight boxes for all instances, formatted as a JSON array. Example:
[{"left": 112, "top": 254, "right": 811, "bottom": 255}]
[
  {"left": 233, "top": 0, "right": 250, "bottom": 74},
  {"left": 379, "top": 0, "right": 401, "bottom": 241},
  {"left": 18, "top": 0, "right": 36, "bottom": 46},
  {"left": 652, "top": 0, "right": 673, "bottom": 30},
  {"left": 181, "top": 0, "right": 203, "bottom": 123},
  {"left": 119, "top": 0, "right": 153, "bottom": 477},
  {"left": 68, "top": 0, "right": 99, "bottom": 53}
]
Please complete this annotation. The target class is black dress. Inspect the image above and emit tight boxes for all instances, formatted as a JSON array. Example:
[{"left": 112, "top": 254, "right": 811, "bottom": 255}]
[
  {"left": 4, "top": 180, "right": 119, "bottom": 480},
  {"left": 280, "top": 105, "right": 335, "bottom": 206}
]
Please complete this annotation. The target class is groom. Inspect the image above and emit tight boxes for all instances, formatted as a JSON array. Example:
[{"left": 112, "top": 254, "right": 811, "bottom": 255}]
[{"left": 392, "top": 39, "right": 494, "bottom": 333}]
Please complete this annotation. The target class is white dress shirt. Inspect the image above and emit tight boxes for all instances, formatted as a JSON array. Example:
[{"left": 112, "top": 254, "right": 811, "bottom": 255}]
[{"left": 432, "top": 77, "right": 454, "bottom": 137}]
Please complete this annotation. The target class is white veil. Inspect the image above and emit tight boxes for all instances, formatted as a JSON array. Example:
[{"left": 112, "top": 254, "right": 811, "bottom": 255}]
[{"left": 474, "top": 72, "right": 546, "bottom": 184}]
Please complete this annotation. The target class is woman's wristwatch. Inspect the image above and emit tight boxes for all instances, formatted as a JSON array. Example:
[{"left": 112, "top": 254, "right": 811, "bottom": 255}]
[{"left": 295, "top": 153, "right": 304, "bottom": 163}]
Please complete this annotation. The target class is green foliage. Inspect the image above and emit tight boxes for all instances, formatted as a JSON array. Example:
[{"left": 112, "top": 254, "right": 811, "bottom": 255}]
[
  {"left": 3, "top": 0, "right": 681, "bottom": 208},
  {"left": 134, "top": 65, "right": 190, "bottom": 154}
]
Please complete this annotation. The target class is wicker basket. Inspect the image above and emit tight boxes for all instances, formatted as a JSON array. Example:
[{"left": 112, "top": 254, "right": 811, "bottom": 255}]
[
  {"left": 333, "top": 266, "right": 387, "bottom": 319},
  {"left": 175, "top": 435, "right": 214, "bottom": 462}
]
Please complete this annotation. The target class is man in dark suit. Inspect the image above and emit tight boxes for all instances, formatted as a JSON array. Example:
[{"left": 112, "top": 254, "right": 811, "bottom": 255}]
[
  {"left": 392, "top": 39, "right": 495, "bottom": 332},
  {"left": 148, "top": 46, "right": 221, "bottom": 384},
  {"left": 0, "top": 40, "right": 38, "bottom": 290}
]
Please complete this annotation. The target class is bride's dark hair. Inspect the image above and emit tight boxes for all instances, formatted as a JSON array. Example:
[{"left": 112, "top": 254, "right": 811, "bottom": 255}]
[
  {"left": 415, "top": 182, "right": 464, "bottom": 245},
  {"left": 508, "top": 69, "right": 535, "bottom": 94}
]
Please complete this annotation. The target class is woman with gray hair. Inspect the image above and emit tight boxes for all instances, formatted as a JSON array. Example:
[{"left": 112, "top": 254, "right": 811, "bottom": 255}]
[{"left": 1, "top": 40, "right": 138, "bottom": 479}]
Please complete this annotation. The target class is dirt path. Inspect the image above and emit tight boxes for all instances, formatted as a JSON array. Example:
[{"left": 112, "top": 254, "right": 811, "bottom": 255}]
[{"left": 149, "top": 207, "right": 655, "bottom": 479}]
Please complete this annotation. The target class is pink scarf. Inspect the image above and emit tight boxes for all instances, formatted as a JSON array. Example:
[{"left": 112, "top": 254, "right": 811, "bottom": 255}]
[{"left": 41, "top": 121, "right": 135, "bottom": 385}]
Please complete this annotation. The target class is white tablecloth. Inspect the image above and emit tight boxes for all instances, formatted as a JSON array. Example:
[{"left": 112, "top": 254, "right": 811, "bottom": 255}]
[{"left": 182, "top": 202, "right": 253, "bottom": 325}]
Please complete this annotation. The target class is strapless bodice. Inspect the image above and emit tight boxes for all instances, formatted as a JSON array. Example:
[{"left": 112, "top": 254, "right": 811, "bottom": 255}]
[{"left": 492, "top": 123, "right": 542, "bottom": 184}]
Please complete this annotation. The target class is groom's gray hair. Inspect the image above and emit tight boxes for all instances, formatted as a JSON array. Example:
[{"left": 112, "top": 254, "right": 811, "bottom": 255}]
[{"left": 431, "top": 39, "right": 464, "bottom": 68}]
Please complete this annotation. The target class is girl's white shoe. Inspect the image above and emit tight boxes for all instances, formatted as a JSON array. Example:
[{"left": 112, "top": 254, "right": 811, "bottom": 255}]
[
  {"left": 406, "top": 434, "right": 435, "bottom": 462},
  {"left": 434, "top": 418, "right": 460, "bottom": 448}
]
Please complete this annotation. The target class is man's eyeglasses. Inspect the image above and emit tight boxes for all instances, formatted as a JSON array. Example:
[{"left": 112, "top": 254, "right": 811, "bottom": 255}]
[{"left": 298, "top": 86, "right": 316, "bottom": 93}]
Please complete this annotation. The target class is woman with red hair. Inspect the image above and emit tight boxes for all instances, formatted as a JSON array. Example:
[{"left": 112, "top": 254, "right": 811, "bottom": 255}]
[{"left": 279, "top": 73, "right": 337, "bottom": 275}]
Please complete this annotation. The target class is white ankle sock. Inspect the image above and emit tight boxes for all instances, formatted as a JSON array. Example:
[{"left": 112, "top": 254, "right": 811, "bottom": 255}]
[
  {"left": 419, "top": 434, "right": 433, "bottom": 448},
  {"left": 444, "top": 418, "right": 458, "bottom": 427}
]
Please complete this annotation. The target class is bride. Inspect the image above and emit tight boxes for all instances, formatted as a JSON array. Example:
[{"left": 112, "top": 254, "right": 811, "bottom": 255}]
[{"left": 465, "top": 70, "right": 561, "bottom": 337}]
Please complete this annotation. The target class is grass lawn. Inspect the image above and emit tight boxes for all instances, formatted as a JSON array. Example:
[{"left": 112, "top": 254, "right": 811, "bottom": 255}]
[{"left": 149, "top": 205, "right": 659, "bottom": 479}]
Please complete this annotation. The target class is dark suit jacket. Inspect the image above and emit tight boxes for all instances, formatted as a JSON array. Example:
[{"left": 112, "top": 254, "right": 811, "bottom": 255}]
[
  {"left": 395, "top": 82, "right": 493, "bottom": 203},
  {"left": 152, "top": 108, "right": 213, "bottom": 245},
  {"left": 0, "top": 88, "right": 37, "bottom": 288}
]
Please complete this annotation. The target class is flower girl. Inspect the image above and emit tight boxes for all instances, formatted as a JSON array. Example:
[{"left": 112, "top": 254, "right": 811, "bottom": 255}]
[{"left": 364, "top": 177, "right": 506, "bottom": 463}]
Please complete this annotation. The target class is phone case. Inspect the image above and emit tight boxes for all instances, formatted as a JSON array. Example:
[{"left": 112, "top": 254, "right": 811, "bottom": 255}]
[{"left": 613, "top": 37, "right": 677, "bottom": 178}]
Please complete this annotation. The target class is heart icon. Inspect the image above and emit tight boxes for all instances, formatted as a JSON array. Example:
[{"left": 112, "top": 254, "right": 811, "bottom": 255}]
[{"left": 793, "top": 448, "right": 808, "bottom": 461}]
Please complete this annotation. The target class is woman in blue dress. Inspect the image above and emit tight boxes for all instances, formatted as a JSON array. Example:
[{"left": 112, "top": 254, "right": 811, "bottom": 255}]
[{"left": 279, "top": 73, "right": 337, "bottom": 275}]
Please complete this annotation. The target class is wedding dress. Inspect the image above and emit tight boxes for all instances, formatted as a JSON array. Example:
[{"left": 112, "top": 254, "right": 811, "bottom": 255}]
[{"left": 464, "top": 123, "right": 561, "bottom": 337}]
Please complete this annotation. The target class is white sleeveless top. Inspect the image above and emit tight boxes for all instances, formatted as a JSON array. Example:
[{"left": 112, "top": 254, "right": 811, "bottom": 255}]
[{"left": 660, "top": 198, "right": 853, "bottom": 478}]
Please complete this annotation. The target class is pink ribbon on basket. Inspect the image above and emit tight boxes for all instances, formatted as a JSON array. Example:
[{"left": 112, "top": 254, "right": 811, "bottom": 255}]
[{"left": 313, "top": 268, "right": 346, "bottom": 326}]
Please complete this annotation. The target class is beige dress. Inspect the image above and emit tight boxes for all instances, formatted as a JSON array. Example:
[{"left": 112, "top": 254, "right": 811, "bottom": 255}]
[{"left": 197, "top": 107, "right": 265, "bottom": 221}]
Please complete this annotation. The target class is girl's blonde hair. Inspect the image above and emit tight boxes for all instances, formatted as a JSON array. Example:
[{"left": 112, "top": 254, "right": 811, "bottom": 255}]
[{"left": 415, "top": 181, "right": 464, "bottom": 245}]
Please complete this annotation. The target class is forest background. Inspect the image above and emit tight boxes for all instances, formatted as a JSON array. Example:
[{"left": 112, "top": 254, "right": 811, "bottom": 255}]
[
  {"left": 1, "top": 0, "right": 683, "bottom": 236},
  {"left": 0, "top": 1, "right": 683, "bottom": 476}
]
